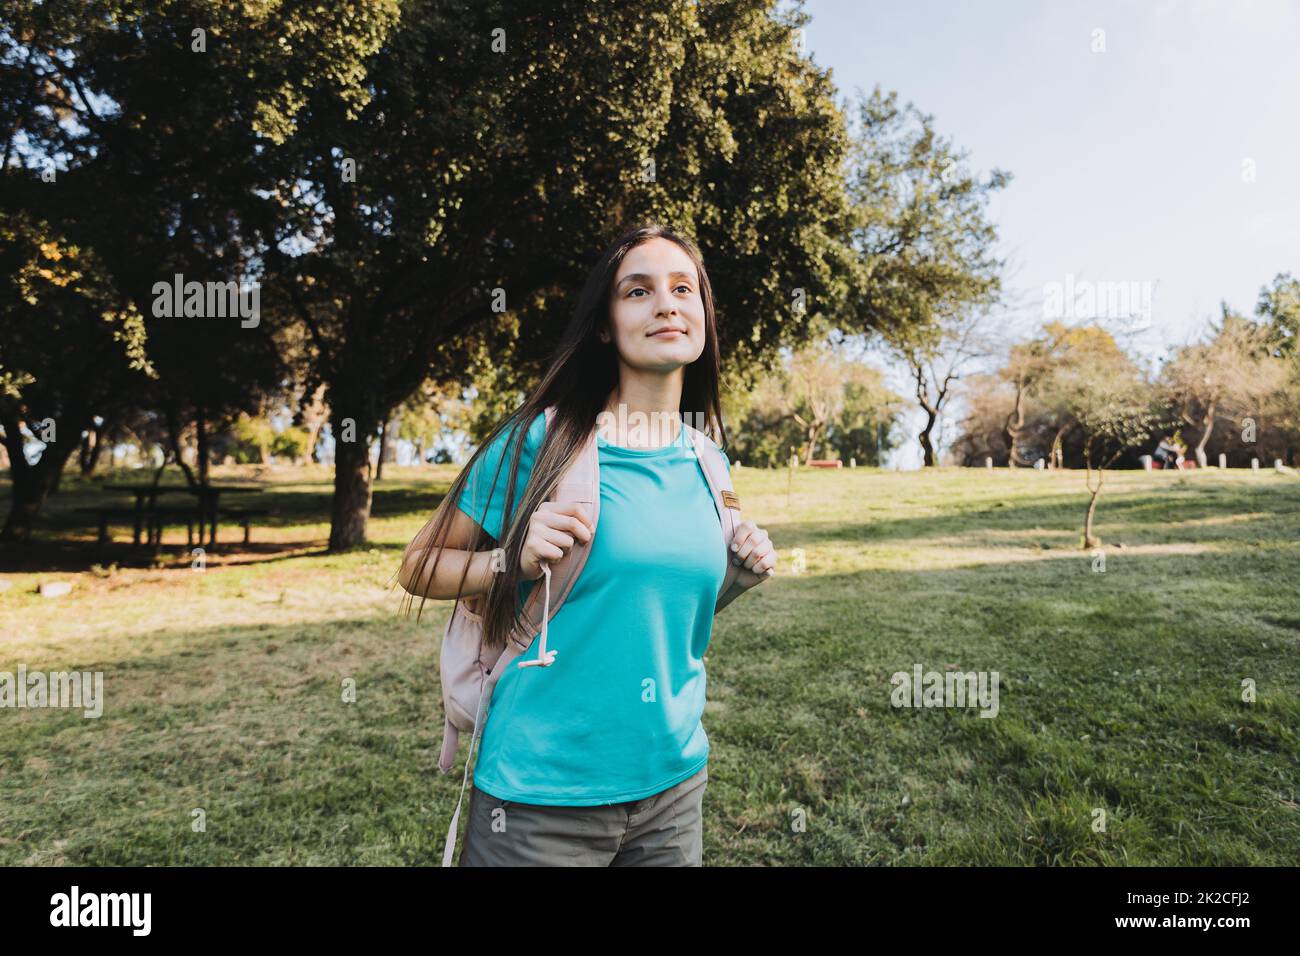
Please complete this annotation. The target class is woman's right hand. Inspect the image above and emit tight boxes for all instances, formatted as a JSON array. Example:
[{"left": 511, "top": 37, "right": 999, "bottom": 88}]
[{"left": 520, "top": 501, "right": 594, "bottom": 581}]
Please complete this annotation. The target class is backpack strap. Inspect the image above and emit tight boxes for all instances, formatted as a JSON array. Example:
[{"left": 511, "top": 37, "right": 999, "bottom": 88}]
[
  {"left": 441, "top": 406, "right": 593, "bottom": 865},
  {"left": 682, "top": 421, "right": 748, "bottom": 600},
  {"left": 511, "top": 404, "right": 600, "bottom": 663}
]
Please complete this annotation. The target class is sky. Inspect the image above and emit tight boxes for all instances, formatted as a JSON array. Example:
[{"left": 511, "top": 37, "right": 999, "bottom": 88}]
[{"left": 799, "top": 0, "right": 1300, "bottom": 466}]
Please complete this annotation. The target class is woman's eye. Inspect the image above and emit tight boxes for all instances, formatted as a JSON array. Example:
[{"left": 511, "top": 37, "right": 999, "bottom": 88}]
[{"left": 626, "top": 285, "right": 691, "bottom": 296}]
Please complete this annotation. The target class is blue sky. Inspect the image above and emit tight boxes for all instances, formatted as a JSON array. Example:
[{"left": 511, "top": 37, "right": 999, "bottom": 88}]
[{"left": 798, "top": 0, "right": 1300, "bottom": 464}]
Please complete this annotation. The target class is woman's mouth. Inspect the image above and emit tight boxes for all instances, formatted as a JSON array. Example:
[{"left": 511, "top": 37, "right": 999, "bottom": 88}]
[{"left": 649, "top": 327, "right": 686, "bottom": 338}]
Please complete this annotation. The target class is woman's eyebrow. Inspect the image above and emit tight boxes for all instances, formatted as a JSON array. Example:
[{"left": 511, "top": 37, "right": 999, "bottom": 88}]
[{"left": 617, "top": 271, "right": 695, "bottom": 288}]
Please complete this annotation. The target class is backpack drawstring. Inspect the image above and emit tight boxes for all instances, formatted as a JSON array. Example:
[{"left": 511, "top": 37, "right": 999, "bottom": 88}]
[
  {"left": 518, "top": 562, "right": 557, "bottom": 667},
  {"left": 442, "top": 560, "right": 554, "bottom": 866}
]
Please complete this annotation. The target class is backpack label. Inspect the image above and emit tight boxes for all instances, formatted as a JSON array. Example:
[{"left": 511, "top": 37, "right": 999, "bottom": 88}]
[{"left": 721, "top": 490, "right": 740, "bottom": 510}]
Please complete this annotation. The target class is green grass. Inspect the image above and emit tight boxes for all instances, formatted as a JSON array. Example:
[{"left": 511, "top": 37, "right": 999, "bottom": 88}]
[{"left": 1, "top": 463, "right": 1297, "bottom": 865}]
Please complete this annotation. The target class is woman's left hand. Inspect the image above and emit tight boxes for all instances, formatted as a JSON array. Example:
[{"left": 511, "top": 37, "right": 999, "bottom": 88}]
[{"left": 730, "top": 519, "right": 776, "bottom": 587}]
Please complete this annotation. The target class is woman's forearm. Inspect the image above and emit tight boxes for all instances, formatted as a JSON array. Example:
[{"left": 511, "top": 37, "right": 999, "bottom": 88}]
[{"left": 399, "top": 546, "right": 499, "bottom": 600}]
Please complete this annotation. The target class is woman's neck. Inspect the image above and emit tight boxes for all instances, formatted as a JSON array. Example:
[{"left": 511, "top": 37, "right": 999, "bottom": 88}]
[{"left": 600, "top": 374, "right": 683, "bottom": 449}]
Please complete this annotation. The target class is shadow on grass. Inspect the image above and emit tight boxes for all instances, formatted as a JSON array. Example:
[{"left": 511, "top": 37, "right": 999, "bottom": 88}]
[
  {"left": 0, "top": 475, "right": 445, "bottom": 572},
  {"left": 779, "top": 486, "right": 1299, "bottom": 547}
]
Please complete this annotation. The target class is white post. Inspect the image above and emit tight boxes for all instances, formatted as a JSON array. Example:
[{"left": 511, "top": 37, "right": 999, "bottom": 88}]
[
  {"left": 985, "top": 457, "right": 993, "bottom": 469},
  {"left": 1218, "top": 453, "right": 1227, "bottom": 469},
  {"left": 1275, "top": 459, "right": 1285, "bottom": 473},
  {"left": 849, "top": 457, "right": 856, "bottom": 468},
  {"left": 1140, "top": 455, "right": 1152, "bottom": 471},
  {"left": 1251, "top": 458, "right": 1260, "bottom": 472}
]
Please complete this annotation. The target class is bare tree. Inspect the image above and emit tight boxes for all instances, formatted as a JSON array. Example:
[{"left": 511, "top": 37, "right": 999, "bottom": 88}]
[
  {"left": 901, "top": 306, "right": 995, "bottom": 466},
  {"left": 783, "top": 342, "right": 848, "bottom": 465}
]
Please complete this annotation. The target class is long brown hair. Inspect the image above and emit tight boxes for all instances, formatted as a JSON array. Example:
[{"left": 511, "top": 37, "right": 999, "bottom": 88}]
[{"left": 398, "top": 222, "right": 727, "bottom": 652}]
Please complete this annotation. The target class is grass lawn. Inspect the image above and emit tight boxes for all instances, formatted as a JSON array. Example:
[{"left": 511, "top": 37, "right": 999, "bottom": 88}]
[{"left": 1, "top": 463, "right": 1297, "bottom": 865}]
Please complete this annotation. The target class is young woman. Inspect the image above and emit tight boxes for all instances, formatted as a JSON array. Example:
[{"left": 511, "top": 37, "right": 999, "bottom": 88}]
[{"left": 398, "top": 223, "right": 776, "bottom": 866}]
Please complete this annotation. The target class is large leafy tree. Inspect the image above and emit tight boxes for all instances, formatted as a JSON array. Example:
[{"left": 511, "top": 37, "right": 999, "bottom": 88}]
[
  {"left": 1, "top": 0, "right": 390, "bottom": 514},
  {"left": 0, "top": 213, "right": 150, "bottom": 538},
  {"left": 260, "top": 0, "right": 861, "bottom": 549}
]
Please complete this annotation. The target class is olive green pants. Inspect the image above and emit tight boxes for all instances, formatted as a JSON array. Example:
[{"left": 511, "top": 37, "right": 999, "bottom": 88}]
[{"left": 457, "top": 764, "right": 707, "bottom": 867}]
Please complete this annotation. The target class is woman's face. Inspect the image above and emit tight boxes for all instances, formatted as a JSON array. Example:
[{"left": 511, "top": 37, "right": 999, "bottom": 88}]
[{"left": 606, "top": 237, "right": 706, "bottom": 373}]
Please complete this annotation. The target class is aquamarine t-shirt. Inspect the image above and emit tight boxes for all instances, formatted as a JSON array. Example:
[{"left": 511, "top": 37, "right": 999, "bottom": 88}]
[{"left": 456, "top": 411, "right": 730, "bottom": 806}]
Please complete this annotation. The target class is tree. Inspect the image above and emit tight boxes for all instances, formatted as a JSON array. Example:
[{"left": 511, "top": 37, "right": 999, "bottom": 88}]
[
  {"left": 723, "top": 335, "right": 901, "bottom": 467},
  {"left": 1254, "top": 274, "right": 1300, "bottom": 465},
  {"left": 1001, "top": 338, "right": 1055, "bottom": 466},
  {"left": 825, "top": 363, "right": 903, "bottom": 465},
  {"left": 1161, "top": 308, "right": 1286, "bottom": 467},
  {"left": 900, "top": 305, "right": 996, "bottom": 466},
  {"left": 841, "top": 87, "right": 1009, "bottom": 465},
  {"left": 784, "top": 340, "right": 847, "bottom": 465},
  {"left": 952, "top": 372, "right": 1013, "bottom": 466},
  {"left": 1, "top": 0, "right": 361, "bottom": 498},
  {"left": 259, "top": 0, "right": 861, "bottom": 549},
  {"left": 1044, "top": 330, "right": 1164, "bottom": 547},
  {"left": 986, "top": 322, "right": 1137, "bottom": 470},
  {"left": 395, "top": 378, "right": 478, "bottom": 466},
  {"left": 0, "top": 213, "right": 151, "bottom": 539},
  {"left": 1257, "top": 273, "right": 1300, "bottom": 358}
]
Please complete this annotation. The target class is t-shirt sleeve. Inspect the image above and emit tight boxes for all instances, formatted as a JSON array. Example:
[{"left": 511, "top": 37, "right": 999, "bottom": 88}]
[{"left": 456, "top": 411, "right": 546, "bottom": 541}]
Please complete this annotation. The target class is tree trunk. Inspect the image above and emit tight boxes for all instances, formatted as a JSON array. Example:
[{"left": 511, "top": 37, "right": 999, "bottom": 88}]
[
  {"left": 1048, "top": 424, "right": 1069, "bottom": 469},
  {"left": 196, "top": 406, "right": 210, "bottom": 486},
  {"left": 1194, "top": 401, "right": 1214, "bottom": 469},
  {"left": 376, "top": 418, "right": 390, "bottom": 481},
  {"left": 295, "top": 383, "right": 328, "bottom": 464},
  {"left": 918, "top": 408, "right": 938, "bottom": 467},
  {"left": 1, "top": 411, "right": 87, "bottom": 540},
  {"left": 1083, "top": 486, "right": 1102, "bottom": 549},
  {"left": 328, "top": 411, "right": 376, "bottom": 551},
  {"left": 1003, "top": 380, "right": 1032, "bottom": 467},
  {"left": 164, "top": 405, "right": 200, "bottom": 489},
  {"left": 78, "top": 415, "right": 114, "bottom": 477},
  {"left": 308, "top": 420, "right": 325, "bottom": 463},
  {"left": 1083, "top": 450, "right": 1104, "bottom": 548},
  {"left": 803, "top": 422, "right": 822, "bottom": 466}
]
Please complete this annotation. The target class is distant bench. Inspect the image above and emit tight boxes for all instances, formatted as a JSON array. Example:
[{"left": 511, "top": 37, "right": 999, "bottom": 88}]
[
  {"left": 76, "top": 506, "right": 272, "bottom": 550},
  {"left": 807, "top": 459, "right": 843, "bottom": 469}
]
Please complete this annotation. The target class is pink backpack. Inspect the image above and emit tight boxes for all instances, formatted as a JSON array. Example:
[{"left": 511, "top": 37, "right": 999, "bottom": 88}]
[{"left": 437, "top": 405, "right": 759, "bottom": 865}]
